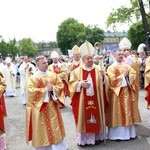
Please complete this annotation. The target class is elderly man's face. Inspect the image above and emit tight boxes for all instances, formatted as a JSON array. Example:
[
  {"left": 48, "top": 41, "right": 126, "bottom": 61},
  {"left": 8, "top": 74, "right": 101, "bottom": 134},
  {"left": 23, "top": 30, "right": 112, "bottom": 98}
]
[
  {"left": 123, "top": 48, "right": 130, "bottom": 57},
  {"left": 83, "top": 56, "right": 93, "bottom": 67},
  {"left": 24, "top": 56, "right": 29, "bottom": 63},
  {"left": 6, "top": 63, "right": 11, "bottom": 67},
  {"left": 73, "top": 54, "right": 81, "bottom": 61},
  {"left": 52, "top": 58, "right": 59, "bottom": 63}
]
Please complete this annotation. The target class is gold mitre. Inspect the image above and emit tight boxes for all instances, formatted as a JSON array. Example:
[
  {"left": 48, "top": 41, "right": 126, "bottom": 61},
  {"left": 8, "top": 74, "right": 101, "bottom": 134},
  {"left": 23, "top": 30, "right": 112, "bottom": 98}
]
[
  {"left": 79, "top": 41, "right": 94, "bottom": 58},
  {"left": 119, "top": 37, "right": 132, "bottom": 50},
  {"left": 72, "top": 45, "right": 80, "bottom": 55},
  {"left": 50, "top": 51, "right": 59, "bottom": 59}
]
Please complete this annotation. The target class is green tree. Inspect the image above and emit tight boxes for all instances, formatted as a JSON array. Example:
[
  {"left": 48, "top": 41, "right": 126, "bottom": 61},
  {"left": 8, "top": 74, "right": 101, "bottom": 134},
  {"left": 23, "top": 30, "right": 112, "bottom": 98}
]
[
  {"left": 128, "top": 21, "right": 145, "bottom": 50},
  {"left": 6, "top": 38, "right": 19, "bottom": 57},
  {"left": 85, "top": 25, "right": 104, "bottom": 45},
  {"left": 19, "top": 38, "right": 38, "bottom": 57},
  {"left": 0, "top": 37, "right": 7, "bottom": 58},
  {"left": 57, "top": 18, "right": 86, "bottom": 54},
  {"left": 106, "top": 0, "right": 150, "bottom": 33},
  {"left": 57, "top": 18, "right": 104, "bottom": 54}
]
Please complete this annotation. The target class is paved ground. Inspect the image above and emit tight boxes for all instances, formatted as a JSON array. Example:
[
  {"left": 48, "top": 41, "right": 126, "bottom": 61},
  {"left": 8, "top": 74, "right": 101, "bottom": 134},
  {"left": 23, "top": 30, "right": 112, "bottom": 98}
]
[{"left": 4, "top": 88, "right": 150, "bottom": 150}]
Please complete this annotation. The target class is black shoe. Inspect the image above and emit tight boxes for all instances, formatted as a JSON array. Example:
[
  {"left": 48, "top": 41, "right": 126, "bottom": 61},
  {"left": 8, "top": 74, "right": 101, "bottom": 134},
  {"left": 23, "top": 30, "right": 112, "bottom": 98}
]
[
  {"left": 115, "top": 139, "right": 121, "bottom": 142},
  {"left": 130, "top": 136, "right": 137, "bottom": 140},
  {"left": 77, "top": 144, "right": 85, "bottom": 147},
  {"left": 9, "top": 95, "right": 14, "bottom": 97},
  {"left": 95, "top": 140, "right": 102, "bottom": 145}
]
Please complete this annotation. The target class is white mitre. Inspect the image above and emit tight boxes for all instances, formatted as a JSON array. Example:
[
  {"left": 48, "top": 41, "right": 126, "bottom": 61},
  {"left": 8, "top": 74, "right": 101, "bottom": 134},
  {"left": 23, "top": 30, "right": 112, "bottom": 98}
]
[
  {"left": 5, "top": 57, "right": 12, "bottom": 64},
  {"left": 79, "top": 41, "right": 94, "bottom": 58},
  {"left": 50, "top": 51, "right": 59, "bottom": 59},
  {"left": 119, "top": 37, "right": 132, "bottom": 50},
  {"left": 137, "top": 43, "right": 146, "bottom": 53}
]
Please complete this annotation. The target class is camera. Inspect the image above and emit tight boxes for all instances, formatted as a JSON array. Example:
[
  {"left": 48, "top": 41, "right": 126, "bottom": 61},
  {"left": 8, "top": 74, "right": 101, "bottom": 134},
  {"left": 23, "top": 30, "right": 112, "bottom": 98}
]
[
  {"left": 146, "top": 32, "right": 150, "bottom": 44},
  {"left": 29, "top": 67, "right": 32, "bottom": 71}
]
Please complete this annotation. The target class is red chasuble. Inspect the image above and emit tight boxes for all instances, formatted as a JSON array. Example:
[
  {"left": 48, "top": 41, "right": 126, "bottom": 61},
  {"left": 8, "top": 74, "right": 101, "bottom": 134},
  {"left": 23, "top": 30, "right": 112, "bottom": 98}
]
[
  {"left": 82, "top": 68, "right": 100, "bottom": 132},
  {"left": 145, "top": 85, "right": 150, "bottom": 107},
  {"left": 71, "top": 68, "right": 101, "bottom": 133},
  {"left": 0, "top": 95, "right": 7, "bottom": 131}
]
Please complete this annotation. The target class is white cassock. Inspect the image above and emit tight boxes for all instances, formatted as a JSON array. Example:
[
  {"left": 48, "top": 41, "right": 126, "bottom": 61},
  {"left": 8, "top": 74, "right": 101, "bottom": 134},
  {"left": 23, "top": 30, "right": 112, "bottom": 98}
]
[
  {"left": 108, "top": 66, "right": 136, "bottom": 140},
  {"left": 19, "top": 62, "right": 36, "bottom": 105},
  {"left": 0, "top": 63, "right": 5, "bottom": 76},
  {"left": 3, "top": 63, "right": 17, "bottom": 97}
]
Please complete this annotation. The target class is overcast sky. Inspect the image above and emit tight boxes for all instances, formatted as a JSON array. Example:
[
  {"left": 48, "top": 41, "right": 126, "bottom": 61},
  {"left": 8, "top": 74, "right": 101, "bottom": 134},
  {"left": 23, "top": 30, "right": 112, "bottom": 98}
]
[{"left": 0, "top": 0, "right": 130, "bottom": 42}]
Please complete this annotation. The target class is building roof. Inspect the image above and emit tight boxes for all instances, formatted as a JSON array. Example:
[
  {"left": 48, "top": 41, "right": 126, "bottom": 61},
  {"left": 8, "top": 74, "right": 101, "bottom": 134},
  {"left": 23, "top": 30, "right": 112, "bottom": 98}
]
[{"left": 104, "top": 31, "right": 127, "bottom": 38}]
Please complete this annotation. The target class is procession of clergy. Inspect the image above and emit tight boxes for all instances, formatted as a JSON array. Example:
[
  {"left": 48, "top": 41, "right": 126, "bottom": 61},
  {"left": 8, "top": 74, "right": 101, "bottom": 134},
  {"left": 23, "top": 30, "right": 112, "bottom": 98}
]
[{"left": 0, "top": 37, "right": 150, "bottom": 150}]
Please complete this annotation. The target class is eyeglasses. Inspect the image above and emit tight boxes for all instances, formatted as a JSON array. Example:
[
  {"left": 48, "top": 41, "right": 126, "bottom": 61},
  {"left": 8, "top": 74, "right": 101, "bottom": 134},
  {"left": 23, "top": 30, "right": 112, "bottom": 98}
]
[{"left": 123, "top": 49, "right": 130, "bottom": 52}]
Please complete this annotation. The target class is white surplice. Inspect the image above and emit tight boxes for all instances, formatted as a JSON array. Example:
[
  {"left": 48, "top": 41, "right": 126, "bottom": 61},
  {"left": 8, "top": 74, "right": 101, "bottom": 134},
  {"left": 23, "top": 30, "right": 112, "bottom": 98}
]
[
  {"left": 19, "top": 62, "right": 36, "bottom": 104},
  {"left": 3, "top": 63, "right": 17, "bottom": 97}
]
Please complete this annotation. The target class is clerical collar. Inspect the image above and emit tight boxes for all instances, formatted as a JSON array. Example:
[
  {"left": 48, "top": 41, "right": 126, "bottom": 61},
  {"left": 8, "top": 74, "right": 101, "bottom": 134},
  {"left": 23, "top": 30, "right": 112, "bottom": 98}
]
[
  {"left": 114, "top": 61, "right": 122, "bottom": 65},
  {"left": 37, "top": 69, "right": 47, "bottom": 75},
  {"left": 86, "top": 67, "right": 92, "bottom": 71},
  {"left": 53, "top": 62, "right": 61, "bottom": 67},
  {"left": 73, "top": 61, "right": 79, "bottom": 66},
  {"left": 53, "top": 63, "right": 58, "bottom": 66}
]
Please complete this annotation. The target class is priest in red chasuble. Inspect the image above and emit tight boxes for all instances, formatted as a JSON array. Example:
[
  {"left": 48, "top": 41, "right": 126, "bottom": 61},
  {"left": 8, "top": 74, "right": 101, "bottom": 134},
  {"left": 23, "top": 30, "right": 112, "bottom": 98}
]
[
  {"left": 69, "top": 41, "right": 109, "bottom": 146},
  {"left": 106, "top": 49, "right": 141, "bottom": 141}
]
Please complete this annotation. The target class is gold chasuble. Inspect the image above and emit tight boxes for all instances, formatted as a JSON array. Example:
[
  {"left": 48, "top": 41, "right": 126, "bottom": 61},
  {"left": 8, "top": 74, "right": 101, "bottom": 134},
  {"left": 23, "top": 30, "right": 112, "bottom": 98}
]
[
  {"left": 69, "top": 63, "right": 109, "bottom": 133},
  {"left": 48, "top": 64, "right": 70, "bottom": 98},
  {"left": 131, "top": 56, "right": 140, "bottom": 101},
  {"left": 144, "top": 56, "right": 150, "bottom": 109},
  {"left": 26, "top": 71, "right": 65, "bottom": 148},
  {"left": 106, "top": 63, "right": 141, "bottom": 128}
]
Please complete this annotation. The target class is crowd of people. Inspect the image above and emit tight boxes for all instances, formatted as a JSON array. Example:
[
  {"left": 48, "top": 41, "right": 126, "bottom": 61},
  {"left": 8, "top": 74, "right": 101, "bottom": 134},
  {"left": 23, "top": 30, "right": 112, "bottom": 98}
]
[{"left": 0, "top": 37, "right": 150, "bottom": 149}]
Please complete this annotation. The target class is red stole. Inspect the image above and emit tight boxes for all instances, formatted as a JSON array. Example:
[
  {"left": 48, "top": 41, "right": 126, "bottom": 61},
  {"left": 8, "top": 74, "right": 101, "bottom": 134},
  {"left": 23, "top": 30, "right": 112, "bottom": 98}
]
[
  {"left": 53, "top": 65, "right": 61, "bottom": 74},
  {"left": 83, "top": 68, "right": 100, "bottom": 132},
  {"left": 72, "top": 64, "right": 79, "bottom": 71},
  {"left": 62, "top": 80, "right": 70, "bottom": 97},
  {"left": 53, "top": 65, "right": 69, "bottom": 96},
  {"left": 0, "top": 95, "right": 7, "bottom": 131},
  {"left": 145, "top": 85, "right": 150, "bottom": 107}
]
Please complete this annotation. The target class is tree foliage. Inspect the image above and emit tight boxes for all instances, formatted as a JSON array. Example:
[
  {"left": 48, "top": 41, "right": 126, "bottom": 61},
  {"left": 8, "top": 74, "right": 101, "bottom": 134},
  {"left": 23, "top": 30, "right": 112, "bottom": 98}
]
[
  {"left": 6, "top": 39, "right": 19, "bottom": 57},
  {"left": 57, "top": 18, "right": 104, "bottom": 54},
  {"left": 18, "top": 38, "right": 38, "bottom": 57},
  {"left": 0, "top": 37, "right": 19, "bottom": 58},
  {"left": 128, "top": 21, "right": 145, "bottom": 49},
  {"left": 85, "top": 25, "right": 104, "bottom": 45},
  {"left": 106, "top": 0, "right": 150, "bottom": 32},
  {"left": 57, "top": 18, "right": 86, "bottom": 54}
]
